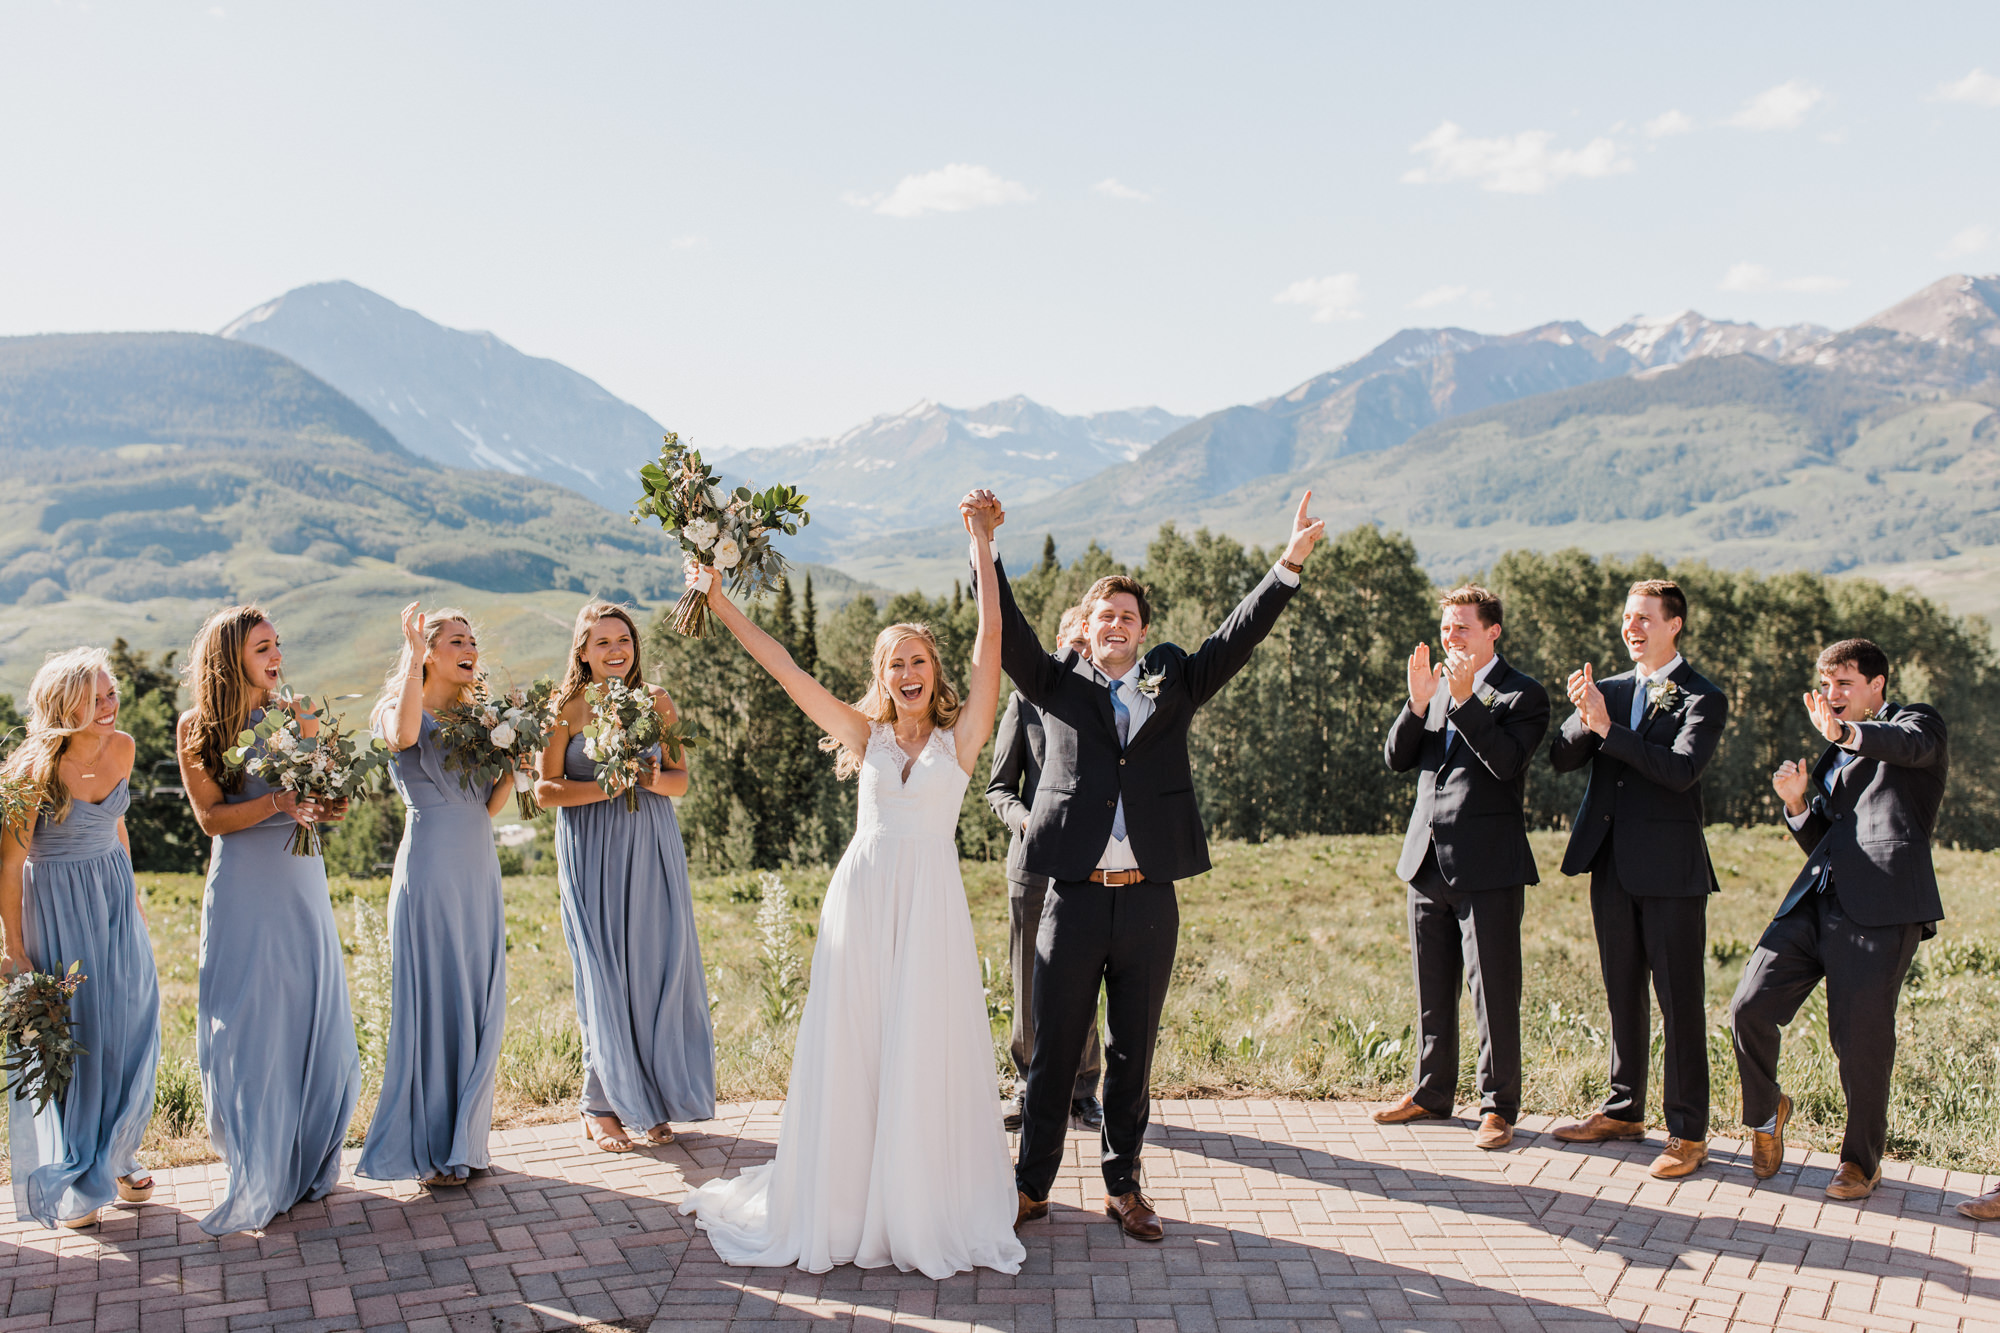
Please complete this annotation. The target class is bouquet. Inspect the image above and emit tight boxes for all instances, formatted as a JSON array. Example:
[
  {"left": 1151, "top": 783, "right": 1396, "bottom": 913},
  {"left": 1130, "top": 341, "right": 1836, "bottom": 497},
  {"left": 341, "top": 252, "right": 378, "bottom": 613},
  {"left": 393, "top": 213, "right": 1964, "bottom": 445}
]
[
  {"left": 632, "top": 432, "right": 811, "bottom": 638},
  {"left": 0, "top": 765, "right": 40, "bottom": 844},
  {"left": 580, "top": 677, "right": 703, "bottom": 812},
  {"left": 223, "top": 690, "right": 393, "bottom": 857},
  {"left": 435, "top": 679, "right": 556, "bottom": 818},
  {"left": 1, "top": 962, "right": 86, "bottom": 1113}
]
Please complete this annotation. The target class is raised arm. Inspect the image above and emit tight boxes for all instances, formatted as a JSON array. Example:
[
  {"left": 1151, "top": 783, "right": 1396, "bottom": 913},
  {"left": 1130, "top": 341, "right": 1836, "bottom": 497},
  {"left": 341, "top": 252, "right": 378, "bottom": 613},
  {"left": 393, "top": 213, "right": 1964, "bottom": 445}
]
[
  {"left": 1180, "top": 490, "right": 1322, "bottom": 707},
  {"left": 1840, "top": 702, "right": 1946, "bottom": 771},
  {"left": 378, "top": 601, "right": 429, "bottom": 753},
  {"left": 952, "top": 494, "right": 1006, "bottom": 775},
  {"left": 695, "top": 565, "right": 871, "bottom": 757}
]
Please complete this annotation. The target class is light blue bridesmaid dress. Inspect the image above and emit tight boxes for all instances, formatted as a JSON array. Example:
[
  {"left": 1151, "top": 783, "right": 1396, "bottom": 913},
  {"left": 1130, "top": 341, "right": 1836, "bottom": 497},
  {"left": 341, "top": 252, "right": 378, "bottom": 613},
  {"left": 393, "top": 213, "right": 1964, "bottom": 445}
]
[
  {"left": 7, "top": 778, "right": 161, "bottom": 1228},
  {"left": 197, "top": 725, "right": 361, "bottom": 1235},
  {"left": 357, "top": 712, "right": 506, "bottom": 1183},
  {"left": 557, "top": 734, "right": 714, "bottom": 1131}
]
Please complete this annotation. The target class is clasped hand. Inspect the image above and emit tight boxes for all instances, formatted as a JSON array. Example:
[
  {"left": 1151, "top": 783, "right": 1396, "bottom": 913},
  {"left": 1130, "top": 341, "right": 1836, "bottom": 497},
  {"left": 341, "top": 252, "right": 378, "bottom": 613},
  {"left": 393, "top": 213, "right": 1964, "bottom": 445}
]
[
  {"left": 1565, "top": 663, "right": 1611, "bottom": 737},
  {"left": 958, "top": 489, "right": 1005, "bottom": 540}
]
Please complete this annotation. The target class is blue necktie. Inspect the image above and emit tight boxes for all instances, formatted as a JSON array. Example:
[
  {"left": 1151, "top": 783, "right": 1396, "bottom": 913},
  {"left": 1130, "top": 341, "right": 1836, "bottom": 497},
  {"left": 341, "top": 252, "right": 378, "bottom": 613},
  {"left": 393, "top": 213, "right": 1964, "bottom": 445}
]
[{"left": 1109, "top": 679, "right": 1130, "bottom": 841}]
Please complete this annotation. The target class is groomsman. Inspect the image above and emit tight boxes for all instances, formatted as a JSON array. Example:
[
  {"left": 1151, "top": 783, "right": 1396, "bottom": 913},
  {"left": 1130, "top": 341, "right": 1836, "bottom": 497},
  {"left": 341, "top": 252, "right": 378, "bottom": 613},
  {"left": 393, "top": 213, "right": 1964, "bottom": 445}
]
[
  {"left": 988, "top": 605, "right": 1105, "bottom": 1134},
  {"left": 1728, "top": 640, "right": 1947, "bottom": 1201},
  {"left": 1377, "top": 586, "right": 1549, "bottom": 1150},
  {"left": 1550, "top": 579, "right": 1727, "bottom": 1179}
]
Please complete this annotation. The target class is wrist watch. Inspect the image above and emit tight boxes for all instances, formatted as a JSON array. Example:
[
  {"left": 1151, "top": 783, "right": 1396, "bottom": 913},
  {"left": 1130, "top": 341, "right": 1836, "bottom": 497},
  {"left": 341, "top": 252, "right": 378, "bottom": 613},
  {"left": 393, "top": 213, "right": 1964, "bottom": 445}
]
[
  {"left": 1280, "top": 557, "right": 1305, "bottom": 574},
  {"left": 1838, "top": 719, "right": 1856, "bottom": 747}
]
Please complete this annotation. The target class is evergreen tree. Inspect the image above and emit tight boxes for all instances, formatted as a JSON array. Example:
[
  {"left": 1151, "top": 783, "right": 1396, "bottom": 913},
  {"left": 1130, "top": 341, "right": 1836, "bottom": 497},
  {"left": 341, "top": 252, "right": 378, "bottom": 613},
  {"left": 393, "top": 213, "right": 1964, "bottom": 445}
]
[{"left": 107, "top": 639, "right": 205, "bottom": 871}]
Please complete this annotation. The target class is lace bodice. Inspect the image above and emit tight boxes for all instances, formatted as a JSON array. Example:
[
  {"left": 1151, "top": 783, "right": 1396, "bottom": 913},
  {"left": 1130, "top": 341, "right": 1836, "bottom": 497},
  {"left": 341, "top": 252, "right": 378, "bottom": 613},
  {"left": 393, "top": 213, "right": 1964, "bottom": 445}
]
[{"left": 853, "top": 723, "right": 966, "bottom": 843}]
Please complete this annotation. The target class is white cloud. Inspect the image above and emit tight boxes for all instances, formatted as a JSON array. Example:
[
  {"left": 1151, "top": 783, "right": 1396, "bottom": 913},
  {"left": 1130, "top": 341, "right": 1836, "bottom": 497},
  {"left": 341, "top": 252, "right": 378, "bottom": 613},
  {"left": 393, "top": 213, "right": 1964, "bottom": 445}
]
[
  {"left": 1719, "top": 262, "right": 1848, "bottom": 294},
  {"left": 1407, "top": 285, "right": 1492, "bottom": 311},
  {"left": 1274, "top": 274, "right": 1363, "bottom": 323},
  {"left": 1728, "top": 80, "right": 1823, "bottom": 131},
  {"left": 1934, "top": 69, "right": 2000, "bottom": 107},
  {"left": 207, "top": 4, "right": 225, "bottom": 14},
  {"left": 1092, "top": 178, "right": 1152, "bottom": 202},
  {"left": 1401, "top": 121, "right": 1632, "bottom": 194},
  {"left": 667, "top": 235, "right": 704, "bottom": 250},
  {"left": 1644, "top": 110, "right": 1694, "bottom": 139},
  {"left": 1940, "top": 225, "right": 1991, "bottom": 259},
  {"left": 843, "top": 163, "right": 1034, "bottom": 218}
]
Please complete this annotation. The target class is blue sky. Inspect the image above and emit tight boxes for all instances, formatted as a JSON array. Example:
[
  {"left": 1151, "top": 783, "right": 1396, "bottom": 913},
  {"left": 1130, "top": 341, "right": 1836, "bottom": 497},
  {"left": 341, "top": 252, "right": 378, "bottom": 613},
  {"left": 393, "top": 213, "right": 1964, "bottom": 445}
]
[{"left": 3, "top": 1, "right": 1998, "bottom": 448}]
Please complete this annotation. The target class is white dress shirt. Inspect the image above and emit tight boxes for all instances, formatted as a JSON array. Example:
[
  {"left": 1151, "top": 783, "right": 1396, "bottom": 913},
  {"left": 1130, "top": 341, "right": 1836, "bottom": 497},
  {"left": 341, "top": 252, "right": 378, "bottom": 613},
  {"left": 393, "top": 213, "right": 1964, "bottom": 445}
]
[
  {"left": 1628, "top": 653, "right": 1684, "bottom": 730},
  {"left": 1095, "top": 559, "right": 1300, "bottom": 872}
]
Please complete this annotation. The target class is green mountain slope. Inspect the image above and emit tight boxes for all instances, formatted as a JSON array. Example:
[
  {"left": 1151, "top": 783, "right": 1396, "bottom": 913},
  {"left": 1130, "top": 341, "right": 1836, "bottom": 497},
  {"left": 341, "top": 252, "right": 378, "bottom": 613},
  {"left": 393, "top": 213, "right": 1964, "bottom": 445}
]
[{"left": 0, "top": 334, "right": 864, "bottom": 698}]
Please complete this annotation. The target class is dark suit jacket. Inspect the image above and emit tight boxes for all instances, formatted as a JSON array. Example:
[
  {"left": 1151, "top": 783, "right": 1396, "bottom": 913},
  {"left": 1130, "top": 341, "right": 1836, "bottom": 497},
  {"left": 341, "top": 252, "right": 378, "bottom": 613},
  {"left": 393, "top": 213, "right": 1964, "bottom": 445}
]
[
  {"left": 1781, "top": 702, "right": 1948, "bottom": 928},
  {"left": 987, "top": 557, "right": 1296, "bottom": 884},
  {"left": 1385, "top": 655, "right": 1551, "bottom": 892},
  {"left": 986, "top": 691, "right": 1049, "bottom": 893},
  {"left": 1550, "top": 659, "right": 1727, "bottom": 897}
]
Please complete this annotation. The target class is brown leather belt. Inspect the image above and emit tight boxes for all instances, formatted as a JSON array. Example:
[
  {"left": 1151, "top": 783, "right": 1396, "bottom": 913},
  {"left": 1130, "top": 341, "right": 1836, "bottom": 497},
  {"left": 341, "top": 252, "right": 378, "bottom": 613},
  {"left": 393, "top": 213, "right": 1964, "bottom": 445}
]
[{"left": 1088, "top": 868, "right": 1147, "bottom": 886}]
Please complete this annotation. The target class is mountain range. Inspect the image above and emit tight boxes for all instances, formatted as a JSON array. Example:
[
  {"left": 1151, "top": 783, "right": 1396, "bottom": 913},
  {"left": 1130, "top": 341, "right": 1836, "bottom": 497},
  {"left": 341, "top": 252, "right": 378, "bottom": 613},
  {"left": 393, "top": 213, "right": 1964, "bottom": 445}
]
[{"left": 219, "top": 281, "right": 674, "bottom": 513}]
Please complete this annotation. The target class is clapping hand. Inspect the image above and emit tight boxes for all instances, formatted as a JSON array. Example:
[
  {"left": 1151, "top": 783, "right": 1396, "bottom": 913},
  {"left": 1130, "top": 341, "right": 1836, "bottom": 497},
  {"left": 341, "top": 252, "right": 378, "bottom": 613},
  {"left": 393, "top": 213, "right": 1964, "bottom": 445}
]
[
  {"left": 1772, "top": 757, "right": 1812, "bottom": 815},
  {"left": 1406, "top": 643, "right": 1443, "bottom": 712},
  {"left": 1803, "top": 690, "right": 1845, "bottom": 743},
  {"left": 1566, "top": 663, "right": 1611, "bottom": 738},
  {"left": 1444, "top": 650, "right": 1478, "bottom": 705}
]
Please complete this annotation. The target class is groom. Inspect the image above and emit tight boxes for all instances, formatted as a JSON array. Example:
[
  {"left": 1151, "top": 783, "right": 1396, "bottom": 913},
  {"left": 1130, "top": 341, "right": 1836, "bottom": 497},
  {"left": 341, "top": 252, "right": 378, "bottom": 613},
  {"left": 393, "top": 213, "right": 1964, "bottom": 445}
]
[{"left": 964, "top": 489, "right": 1326, "bottom": 1241}]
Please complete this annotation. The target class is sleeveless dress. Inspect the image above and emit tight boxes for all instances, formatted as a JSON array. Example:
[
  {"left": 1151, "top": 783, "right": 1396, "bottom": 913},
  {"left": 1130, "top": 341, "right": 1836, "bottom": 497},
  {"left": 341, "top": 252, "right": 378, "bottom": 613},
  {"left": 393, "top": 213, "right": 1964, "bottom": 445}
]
[
  {"left": 198, "top": 728, "right": 362, "bottom": 1235},
  {"left": 680, "top": 723, "right": 1024, "bottom": 1278},
  {"left": 556, "top": 735, "right": 715, "bottom": 1128},
  {"left": 357, "top": 712, "right": 506, "bottom": 1183},
  {"left": 7, "top": 778, "right": 161, "bottom": 1228}
]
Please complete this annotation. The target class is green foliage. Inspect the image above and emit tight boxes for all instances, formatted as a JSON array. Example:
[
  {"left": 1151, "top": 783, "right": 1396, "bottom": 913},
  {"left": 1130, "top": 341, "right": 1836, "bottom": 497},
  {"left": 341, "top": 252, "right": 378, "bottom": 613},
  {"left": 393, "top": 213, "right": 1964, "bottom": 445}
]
[
  {"left": 108, "top": 638, "right": 206, "bottom": 872},
  {"left": 0, "top": 961, "right": 88, "bottom": 1113},
  {"left": 151, "top": 1054, "right": 204, "bottom": 1138}
]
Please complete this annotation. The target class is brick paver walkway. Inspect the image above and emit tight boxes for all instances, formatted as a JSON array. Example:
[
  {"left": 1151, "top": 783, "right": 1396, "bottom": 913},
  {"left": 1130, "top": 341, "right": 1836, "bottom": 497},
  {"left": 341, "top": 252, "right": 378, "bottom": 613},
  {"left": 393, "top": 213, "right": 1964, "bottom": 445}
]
[{"left": 4, "top": 1101, "right": 1996, "bottom": 1332}]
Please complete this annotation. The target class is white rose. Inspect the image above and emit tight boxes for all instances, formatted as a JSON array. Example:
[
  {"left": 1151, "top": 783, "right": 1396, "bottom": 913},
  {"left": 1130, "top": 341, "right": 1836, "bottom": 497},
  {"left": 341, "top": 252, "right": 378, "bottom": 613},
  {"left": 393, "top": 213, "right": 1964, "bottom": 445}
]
[
  {"left": 271, "top": 729, "right": 297, "bottom": 753},
  {"left": 583, "top": 736, "right": 602, "bottom": 761},
  {"left": 685, "top": 518, "right": 719, "bottom": 547},
  {"left": 713, "top": 536, "right": 741, "bottom": 570},
  {"left": 513, "top": 769, "right": 535, "bottom": 793},
  {"left": 489, "top": 722, "right": 517, "bottom": 749},
  {"left": 503, "top": 707, "right": 523, "bottom": 725}
]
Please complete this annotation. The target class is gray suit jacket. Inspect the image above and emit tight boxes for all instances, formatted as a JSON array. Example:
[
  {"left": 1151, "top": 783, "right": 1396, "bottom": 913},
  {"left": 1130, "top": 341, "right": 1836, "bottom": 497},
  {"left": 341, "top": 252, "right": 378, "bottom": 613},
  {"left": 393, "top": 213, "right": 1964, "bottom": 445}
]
[{"left": 986, "top": 691, "right": 1048, "bottom": 895}]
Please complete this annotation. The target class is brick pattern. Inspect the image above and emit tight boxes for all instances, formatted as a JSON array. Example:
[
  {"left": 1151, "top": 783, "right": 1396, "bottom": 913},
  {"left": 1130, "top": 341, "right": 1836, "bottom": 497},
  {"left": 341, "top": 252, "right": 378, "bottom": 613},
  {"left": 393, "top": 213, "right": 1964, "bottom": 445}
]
[{"left": 3, "top": 1101, "right": 1994, "bottom": 1332}]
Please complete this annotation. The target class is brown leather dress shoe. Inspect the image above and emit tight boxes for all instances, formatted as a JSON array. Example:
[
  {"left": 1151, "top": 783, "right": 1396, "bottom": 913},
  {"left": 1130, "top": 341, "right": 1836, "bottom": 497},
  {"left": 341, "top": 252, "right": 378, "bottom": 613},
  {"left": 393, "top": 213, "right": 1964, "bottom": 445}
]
[
  {"left": 1825, "top": 1161, "right": 1882, "bottom": 1200},
  {"left": 1649, "top": 1136, "right": 1707, "bottom": 1179},
  {"left": 1105, "top": 1190, "right": 1164, "bottom": 1241},
  {"left": 1551, "top": 1112, "right": 1648, "bottom": 1144},
  {"left": 1474, "top": 1114, "right": 1514, "bottom": 1150},
  {"left": 1015, "top": 1191, "right": 1049, "bottom": 1228},
  {"left": 1372, "top": 1094, "right": 1448, "bottom": 1125},
  {"left": 1751, "top": 1094, "right": 1791, "bottom": 1180},
  {"left": 1956, "top": 1186, "right": 2000, "bottom": 1221}
]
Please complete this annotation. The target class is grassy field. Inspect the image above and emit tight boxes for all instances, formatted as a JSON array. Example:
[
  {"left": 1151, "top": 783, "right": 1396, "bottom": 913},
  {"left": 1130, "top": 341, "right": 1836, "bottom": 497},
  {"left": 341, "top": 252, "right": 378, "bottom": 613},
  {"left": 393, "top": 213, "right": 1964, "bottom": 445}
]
[{"left": 5, "top": 826, "right": 1998, "bottom": 1180}]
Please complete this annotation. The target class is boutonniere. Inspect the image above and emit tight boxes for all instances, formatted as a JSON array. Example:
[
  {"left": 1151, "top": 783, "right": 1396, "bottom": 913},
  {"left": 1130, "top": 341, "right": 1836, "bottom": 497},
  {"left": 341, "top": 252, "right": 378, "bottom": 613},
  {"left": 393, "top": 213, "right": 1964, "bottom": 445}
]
[
  {"left": 1645, "top": 679, "right": 1685, "bottom": 717},
  {"left": 1476, "top": 685, "right": 1500, "bottom": 709},
  {"left": 1134, "top": 663, "right": 1166, "bottom": 699}
]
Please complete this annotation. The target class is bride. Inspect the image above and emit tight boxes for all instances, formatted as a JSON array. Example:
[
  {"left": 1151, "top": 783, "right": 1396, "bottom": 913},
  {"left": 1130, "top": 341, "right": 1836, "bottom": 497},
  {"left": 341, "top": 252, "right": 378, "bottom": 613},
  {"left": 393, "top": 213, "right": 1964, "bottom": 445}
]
[{"left": 678, "top": 494, "right": 1025, "bottom": 1277}]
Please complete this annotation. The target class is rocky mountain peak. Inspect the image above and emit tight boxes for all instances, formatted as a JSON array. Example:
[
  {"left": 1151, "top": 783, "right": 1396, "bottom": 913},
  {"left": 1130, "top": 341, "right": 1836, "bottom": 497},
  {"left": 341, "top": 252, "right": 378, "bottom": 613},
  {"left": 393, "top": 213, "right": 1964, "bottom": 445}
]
[{"left": 1856, "top": 274, "right": 2000, "bottom": 348}]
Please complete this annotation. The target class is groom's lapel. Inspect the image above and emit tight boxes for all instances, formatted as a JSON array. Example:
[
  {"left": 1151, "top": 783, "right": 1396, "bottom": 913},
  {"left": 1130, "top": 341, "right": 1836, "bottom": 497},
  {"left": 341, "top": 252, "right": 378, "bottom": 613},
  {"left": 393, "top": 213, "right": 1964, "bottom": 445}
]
[
  {"left": 1123, "top": 654, "right": 1170, "bottom": 750},
  {"left": 1072, "top": 656, "right": 1119, "bottom": 736}
]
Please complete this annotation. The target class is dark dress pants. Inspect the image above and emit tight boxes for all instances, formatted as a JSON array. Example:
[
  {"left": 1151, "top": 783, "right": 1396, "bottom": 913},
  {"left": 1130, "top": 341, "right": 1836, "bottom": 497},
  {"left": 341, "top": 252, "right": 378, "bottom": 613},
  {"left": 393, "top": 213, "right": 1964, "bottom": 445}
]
[
  {"left": 1589, "top": 840, "right": 1711, "bottom": 1140},
  {"left": 1407, "top": 852, "right": 1524, "bottom": 1121},
  {"left": 1727, "top": 882, "right": 1923, "bottom": 1178},
  {"left": 1015, "top": 878, "right": 1178, "bottom": 1202},
  {"left": 1008, "top": 877, "right": 1104, "bottom": 1099}
]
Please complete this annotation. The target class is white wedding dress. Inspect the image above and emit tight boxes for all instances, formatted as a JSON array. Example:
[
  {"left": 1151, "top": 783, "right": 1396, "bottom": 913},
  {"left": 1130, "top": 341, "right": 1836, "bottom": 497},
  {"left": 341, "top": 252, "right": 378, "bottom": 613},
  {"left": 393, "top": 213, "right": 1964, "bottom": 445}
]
[{"left": 680, "top": 722, "right": 1026, "bottom": 1277}]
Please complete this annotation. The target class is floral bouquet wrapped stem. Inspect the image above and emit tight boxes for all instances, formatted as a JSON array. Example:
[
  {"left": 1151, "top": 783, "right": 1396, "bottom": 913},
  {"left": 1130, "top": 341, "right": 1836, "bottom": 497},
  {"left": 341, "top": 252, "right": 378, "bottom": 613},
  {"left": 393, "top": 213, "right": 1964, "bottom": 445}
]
[
  {"left": 633, "top": 432, "right": 810, "bottom": 638},
  {"left": 223, "top": 689, "right": 393, "bottom": 857},
  {"left": 435, "top": 678, "right": 557, "bottom": 818},
  {"left": 1, "top": 961, "right": 86, "bottom": 1113},
  {"left": 580, "top": 678, "right": 703, "bottom": 812}
]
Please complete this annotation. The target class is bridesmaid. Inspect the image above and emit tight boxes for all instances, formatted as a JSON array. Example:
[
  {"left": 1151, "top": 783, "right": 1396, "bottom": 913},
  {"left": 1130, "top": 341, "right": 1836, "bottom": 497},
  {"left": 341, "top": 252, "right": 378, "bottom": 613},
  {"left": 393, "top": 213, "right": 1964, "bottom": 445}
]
[
  {"left": 177, "top": 606, "right": 361, "bottom": 1235},
  {"left": 1, "top": 648, "right": 161, "bottom": 1231},
  {"left": 534, "top": 602, "right": 714, "bottom": 1153},
  {"left": 357, "top": 603, "right": 510, "bottom": 1188}
]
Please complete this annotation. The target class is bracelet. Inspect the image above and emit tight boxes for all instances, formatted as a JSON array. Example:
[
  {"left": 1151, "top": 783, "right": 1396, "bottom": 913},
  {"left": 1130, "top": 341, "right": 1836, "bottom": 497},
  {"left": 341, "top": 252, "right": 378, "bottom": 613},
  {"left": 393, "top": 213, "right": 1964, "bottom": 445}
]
[{"left": 1280, "top": 557, "right": 1305, "bottom": 574}]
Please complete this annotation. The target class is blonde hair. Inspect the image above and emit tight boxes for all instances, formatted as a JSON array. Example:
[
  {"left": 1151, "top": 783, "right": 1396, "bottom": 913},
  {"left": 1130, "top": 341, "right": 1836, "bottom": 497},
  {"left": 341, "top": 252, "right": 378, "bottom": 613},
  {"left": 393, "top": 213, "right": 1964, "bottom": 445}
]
[
  {"left": 374, "top": 606, "right": 482, "bottom": 723},
  {"left": 181, "top": 605, "right": 271, "bottom": 796},
  {"left": 2, "top": 647, "right": 115, "bottom": 826},
  {"left": 556, "top": 602, "right": 645, "bottom": 712},
  {"left": 819, "top": 622, "right": 961, "bottom": 780}
]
